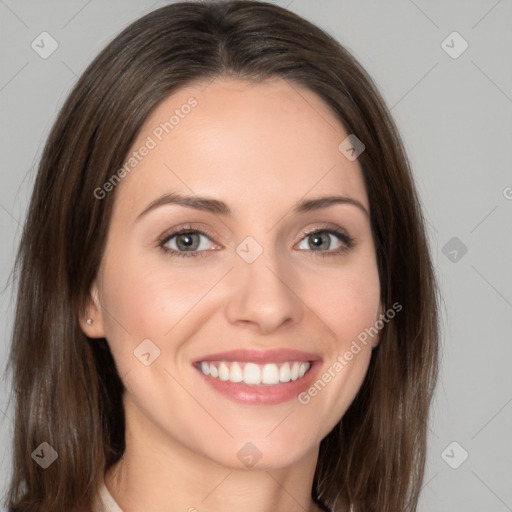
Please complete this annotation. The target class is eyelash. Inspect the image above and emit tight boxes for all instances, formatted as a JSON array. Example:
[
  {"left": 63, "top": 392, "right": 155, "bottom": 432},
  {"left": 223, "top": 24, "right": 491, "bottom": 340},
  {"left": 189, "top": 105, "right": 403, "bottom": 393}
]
[
  {"left": 301, "top": 226, "right": 355, "bottom": 258},
  {"left": 157, "top": 224, "right": 355, "bottom": 259},
  {"left": 158, "top": 224, "right": 218, "bottom": 259}
]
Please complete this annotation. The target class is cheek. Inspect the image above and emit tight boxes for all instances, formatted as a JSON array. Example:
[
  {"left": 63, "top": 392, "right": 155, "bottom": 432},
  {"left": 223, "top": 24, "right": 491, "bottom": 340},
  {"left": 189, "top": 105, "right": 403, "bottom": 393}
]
[
  {"left": 323, "top": 279, "right": 379, "bottom": 340},
  {"left": 313, "top": 258, "right": 381, "bottom": 344},
  {"left": 99, "top": 253, "right": 221, "bottom": 338},
  {"left": 296, "top": 256, "right": 380, "bottom": 427}
]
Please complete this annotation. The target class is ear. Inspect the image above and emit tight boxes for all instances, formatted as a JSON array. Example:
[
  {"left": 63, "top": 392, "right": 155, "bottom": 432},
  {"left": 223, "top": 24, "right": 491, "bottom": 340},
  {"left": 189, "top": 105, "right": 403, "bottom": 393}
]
[{"left": 79, "top": 282, "right": 106, "bottom": 338}]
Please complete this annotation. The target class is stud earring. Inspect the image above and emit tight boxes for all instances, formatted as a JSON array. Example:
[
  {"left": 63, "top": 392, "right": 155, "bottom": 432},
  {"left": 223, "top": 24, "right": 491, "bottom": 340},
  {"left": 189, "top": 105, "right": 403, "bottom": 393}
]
[{"left": 86, "top": 318, "right": 93, "bottom": 325}]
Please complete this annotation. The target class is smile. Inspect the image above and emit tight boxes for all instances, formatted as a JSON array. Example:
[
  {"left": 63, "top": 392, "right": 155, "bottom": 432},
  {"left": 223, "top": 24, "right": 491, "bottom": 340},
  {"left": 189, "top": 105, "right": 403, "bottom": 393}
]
[
  {"left": 192, "top": 349, "right": 321, "bottom": 405},
  {"left": 197, "top": 360, "right": 311, "bottom": 385}
]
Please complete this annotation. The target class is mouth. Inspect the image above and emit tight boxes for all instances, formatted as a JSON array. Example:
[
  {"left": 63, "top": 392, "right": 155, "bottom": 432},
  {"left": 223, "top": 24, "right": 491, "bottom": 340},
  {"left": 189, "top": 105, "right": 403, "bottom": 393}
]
[
  {"left": 192, "top": 349, "right": 321, "bottom": 405},
  {"left": 196, "top": 360, "right": 312, "bottom": 385}
]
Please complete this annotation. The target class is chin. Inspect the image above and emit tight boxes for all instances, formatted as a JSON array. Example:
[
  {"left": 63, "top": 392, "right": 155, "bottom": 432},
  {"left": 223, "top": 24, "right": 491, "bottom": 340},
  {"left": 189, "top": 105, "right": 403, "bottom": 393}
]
[{"left": 187, "top": 427, "right": 322, "bottom": 472}]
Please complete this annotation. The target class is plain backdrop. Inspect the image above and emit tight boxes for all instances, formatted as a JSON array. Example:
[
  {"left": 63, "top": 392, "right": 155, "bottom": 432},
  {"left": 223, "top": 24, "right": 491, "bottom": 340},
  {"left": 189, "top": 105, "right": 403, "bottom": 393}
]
[{"left": 1, "top": 1, "right": 511, "bottom": 510}]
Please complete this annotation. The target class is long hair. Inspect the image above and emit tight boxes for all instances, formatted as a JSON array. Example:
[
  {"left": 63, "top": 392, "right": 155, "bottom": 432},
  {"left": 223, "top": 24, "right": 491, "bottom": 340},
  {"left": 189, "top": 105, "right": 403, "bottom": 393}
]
[{"left": 4, "top": 2, "right": 439, "bottom": 511}]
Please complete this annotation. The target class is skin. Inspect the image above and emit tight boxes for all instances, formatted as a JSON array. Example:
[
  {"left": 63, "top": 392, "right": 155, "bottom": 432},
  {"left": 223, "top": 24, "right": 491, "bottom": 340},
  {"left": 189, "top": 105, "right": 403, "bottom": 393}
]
[{"left": 81, "top": 77, "right": 382, "bottom": 512}]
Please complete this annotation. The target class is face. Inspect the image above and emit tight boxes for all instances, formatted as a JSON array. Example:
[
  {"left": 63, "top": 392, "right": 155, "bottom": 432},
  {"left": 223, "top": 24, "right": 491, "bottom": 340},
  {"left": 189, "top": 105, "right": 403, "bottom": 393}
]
[{"left": 82, "top": 77, "right": 381, "bottom": 470}]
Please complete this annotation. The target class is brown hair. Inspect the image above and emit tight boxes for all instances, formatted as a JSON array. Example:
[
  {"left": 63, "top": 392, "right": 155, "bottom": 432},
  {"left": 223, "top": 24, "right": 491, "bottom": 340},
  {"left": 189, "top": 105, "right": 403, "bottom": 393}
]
[{"left": 5, "top": 2, "right": 439, "bottom": 511}]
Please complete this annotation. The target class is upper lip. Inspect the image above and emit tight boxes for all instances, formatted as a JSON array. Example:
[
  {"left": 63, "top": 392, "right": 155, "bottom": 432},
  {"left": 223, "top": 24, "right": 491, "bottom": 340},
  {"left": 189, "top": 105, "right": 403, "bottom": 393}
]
[{"left": 192, "top": 348, "right": 322, "bottom": 365}]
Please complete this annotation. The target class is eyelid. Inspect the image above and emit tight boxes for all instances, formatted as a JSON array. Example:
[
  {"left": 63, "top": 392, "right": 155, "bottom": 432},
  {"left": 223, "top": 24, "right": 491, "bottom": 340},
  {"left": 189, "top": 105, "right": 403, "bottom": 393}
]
[
  {"left": 158, "top": 223, "right": 219, "bottom": 244},
  {"left": 291, "top": 225, "right": 355, "bottom": 259},
  {"left": 295, "top": 224, "right": 354, "bottom": 245},
  {"left": 157, "top": 223, "right": 222, "bottom": 257},
  {"left": 157, "top": 222, "right": 354, "bottom": 258}
]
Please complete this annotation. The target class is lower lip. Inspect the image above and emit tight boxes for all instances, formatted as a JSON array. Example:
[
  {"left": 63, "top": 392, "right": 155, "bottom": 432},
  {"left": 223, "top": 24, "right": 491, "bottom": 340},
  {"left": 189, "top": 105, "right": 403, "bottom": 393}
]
[{"left": 195, "top": 362, "right": 321, "bottom": 405}]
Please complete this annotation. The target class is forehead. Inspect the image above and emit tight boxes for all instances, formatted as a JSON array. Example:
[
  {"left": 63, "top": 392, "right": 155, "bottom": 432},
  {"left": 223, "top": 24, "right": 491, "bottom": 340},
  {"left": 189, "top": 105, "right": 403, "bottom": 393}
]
[{"left": 114, "top": 77, "right": 368, "bottom": 217}]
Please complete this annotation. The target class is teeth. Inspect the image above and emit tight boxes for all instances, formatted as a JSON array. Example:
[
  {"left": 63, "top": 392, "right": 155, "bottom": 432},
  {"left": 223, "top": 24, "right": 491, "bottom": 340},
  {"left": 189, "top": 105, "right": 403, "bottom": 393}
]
[
  {"left": 197, "top": 361, "right": 311, "bottom": 386},
  {"left": 201, "top": 361, "right": 210, "bottom": 376},
  {"left": 279, "top": 362, "right": 291, "bottom": 383},
  {"left": 261, "top": 363, "right": 279, "bottom": 385},
  {"left": 218, "top": 362, "right": 230, "bottom": 381},
  {"left": 244, "top": 363, "right": 261, "bottom": 385},
  {"left": 290, "top": 362, "right": 300, "bottom": 380},
  {"left": 209, "top": 363, "right": 219, "bottom": 378},
  {"left": 230, "top": 362, "right": 243, "bottom": 383}
]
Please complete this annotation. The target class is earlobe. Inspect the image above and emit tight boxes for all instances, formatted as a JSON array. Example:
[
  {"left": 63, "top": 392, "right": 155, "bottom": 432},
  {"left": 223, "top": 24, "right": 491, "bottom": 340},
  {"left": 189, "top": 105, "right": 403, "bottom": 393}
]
[{"left": 79, "top": 283, "right": 106, "bottom": 338}]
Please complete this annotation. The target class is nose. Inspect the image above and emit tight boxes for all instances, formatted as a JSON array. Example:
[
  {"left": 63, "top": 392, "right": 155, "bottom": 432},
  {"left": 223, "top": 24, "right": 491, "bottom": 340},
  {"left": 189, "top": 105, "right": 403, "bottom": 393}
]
[{"left": 224, "top": 251, "right": 304, "bottom": 335}]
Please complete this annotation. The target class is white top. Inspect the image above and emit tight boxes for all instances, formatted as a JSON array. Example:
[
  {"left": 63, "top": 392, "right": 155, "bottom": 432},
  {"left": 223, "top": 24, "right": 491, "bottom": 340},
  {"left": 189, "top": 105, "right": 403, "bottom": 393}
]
[{"left": 95, "top": 481, "right": 123, "bottom": 512}]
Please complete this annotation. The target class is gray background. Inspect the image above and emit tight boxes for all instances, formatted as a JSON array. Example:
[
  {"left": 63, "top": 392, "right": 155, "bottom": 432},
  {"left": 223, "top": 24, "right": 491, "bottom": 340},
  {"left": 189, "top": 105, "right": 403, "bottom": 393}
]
[{"left": 1, "top": 0, "right": 511, "bottom": 510}]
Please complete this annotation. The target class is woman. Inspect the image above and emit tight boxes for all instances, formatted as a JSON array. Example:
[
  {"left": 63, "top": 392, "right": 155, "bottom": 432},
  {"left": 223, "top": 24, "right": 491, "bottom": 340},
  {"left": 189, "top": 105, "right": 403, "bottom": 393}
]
[{"left": 5, "top": 1, "right": 439, "bottom": 511}]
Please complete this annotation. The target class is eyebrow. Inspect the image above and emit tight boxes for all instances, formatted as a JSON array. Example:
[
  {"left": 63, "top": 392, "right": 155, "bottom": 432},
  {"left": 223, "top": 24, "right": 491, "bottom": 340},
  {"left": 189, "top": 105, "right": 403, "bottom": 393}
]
[
  {"left": 294, "top": 195, "right": 369, "bottom": 217},
  {"left": 137, "top": 193, "right": 231, "bottom": 219},
  {"left": 136, "top": 192, "right": 369, "bottom": 220}
]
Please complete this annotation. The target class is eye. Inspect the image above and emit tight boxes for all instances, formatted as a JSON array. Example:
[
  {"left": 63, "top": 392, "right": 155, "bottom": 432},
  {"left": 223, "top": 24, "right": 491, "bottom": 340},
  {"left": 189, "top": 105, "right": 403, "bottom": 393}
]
[
  {"left": 296, "top": 228, "right": 354, "bottom": 255},
  {"left": 159, "top": 228, "right": 219, "bottom": 257}
]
